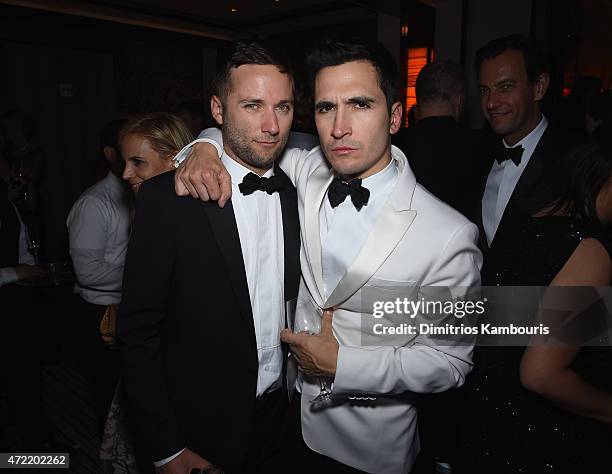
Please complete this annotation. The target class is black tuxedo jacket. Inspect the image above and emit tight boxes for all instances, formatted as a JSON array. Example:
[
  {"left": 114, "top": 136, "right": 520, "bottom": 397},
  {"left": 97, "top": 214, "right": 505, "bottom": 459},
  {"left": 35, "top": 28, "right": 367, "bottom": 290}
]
[
  {"left": 118, "top": 168, "right": 300, "bottom": 472},
  {"left": 392, "top": 116, "right": 494, "bottom": 224},
  {"left": 480, "top": 125, "right": 581, "bottom": 284}
]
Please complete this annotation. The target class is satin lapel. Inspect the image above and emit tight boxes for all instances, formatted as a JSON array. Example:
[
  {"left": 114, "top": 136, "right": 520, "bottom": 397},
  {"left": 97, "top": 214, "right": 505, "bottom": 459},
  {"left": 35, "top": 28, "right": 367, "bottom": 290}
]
[
  {"left": 303, "top": 162, "right": 334, "bottom": 304},
  {"left": 324, "top": 204, "right": 416, "bottom": 309},
  {"left": 201, "top": 200, "right": 257, "bottom": 355},
  {"left": 324, "top": 150, "right": 417, "bottom": 309},
  {"left": 275, "top": 164, "right": 300, "bottom": 301}
]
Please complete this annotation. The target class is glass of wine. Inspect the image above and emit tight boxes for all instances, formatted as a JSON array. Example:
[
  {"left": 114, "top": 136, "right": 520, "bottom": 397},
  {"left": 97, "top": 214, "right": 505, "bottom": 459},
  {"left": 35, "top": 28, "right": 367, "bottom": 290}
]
[{"left": 290, "top": 299, "right": 334, "bottom": 412}]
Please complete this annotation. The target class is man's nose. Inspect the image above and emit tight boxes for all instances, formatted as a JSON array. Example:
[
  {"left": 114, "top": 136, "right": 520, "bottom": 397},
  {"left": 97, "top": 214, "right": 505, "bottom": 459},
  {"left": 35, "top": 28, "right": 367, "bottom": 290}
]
[
  {"left": 261, "top": 108, "right": 280, "bottom": 135},
  {"left": 485, "top": 90, "right": 500, "bottom": 110},
  {"left": 331, "top": 109, "right": 350, "bottom": 139}
]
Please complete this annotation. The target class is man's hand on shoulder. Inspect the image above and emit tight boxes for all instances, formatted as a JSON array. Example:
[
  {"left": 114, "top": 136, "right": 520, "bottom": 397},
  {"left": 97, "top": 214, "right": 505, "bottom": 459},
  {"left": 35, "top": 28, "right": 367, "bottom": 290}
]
[
  {"left": 174, "top": 142, "right": 232, "bottom": 207},
  {"left": 155, "top": 448, "right": 218, "bottom": 474}
]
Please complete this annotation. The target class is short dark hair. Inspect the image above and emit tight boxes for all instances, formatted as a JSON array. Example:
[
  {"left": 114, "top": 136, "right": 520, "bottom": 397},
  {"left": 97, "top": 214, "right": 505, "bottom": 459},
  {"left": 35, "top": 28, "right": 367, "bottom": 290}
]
[
  {"left": 475, "top": 34, "right": 548, "bottom": 83},
  {"left": 306, "top": 39, "right": 400, "bottom": 111},
  {"left": 212, "top": 41, "right": 293, "bottom": 102},
  {"left": 100, "top": 118, "right": 127, "bottom": 153},
  {"left": 416, "top": 60, "right": 466, "bottom": 104}
]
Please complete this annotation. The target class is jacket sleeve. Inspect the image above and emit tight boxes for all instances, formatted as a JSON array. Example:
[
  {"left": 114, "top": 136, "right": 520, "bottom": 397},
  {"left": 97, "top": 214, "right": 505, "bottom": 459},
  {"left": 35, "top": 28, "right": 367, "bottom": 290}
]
[
  {"left": 117, "top": 178, "right": 185, "bottom": 461},
  {"left": 333, "top": 222, "right": 482, "bottom": 394}
]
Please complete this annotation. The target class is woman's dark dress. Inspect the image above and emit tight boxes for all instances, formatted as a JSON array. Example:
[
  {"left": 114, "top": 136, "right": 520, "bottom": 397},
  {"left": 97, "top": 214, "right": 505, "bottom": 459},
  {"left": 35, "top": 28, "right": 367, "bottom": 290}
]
[{"left": 458, "top": 216, "right": 612, "bottom": 473}]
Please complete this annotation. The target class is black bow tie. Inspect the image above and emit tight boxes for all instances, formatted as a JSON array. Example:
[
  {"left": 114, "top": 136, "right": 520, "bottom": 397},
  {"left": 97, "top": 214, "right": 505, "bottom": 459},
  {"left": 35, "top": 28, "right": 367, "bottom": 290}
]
[
  {"left": 495, "top": 145, "right": 524, "bottom": 166},
  {"left": 328, "top": 177, "right": 370, "bottom": 211},
  {"left": 239, "top": 172, "right": 284, "bottom": 196}
]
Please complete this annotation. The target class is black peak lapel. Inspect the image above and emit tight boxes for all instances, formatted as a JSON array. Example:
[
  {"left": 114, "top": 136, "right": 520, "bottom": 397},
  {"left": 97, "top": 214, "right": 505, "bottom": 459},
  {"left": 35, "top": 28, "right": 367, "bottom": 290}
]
[
  {"left": 275, "top": 164, "right": 300, "bottom": 302},
  {"left": 201, "top": 200, "right": 257, "bottom": 358}
]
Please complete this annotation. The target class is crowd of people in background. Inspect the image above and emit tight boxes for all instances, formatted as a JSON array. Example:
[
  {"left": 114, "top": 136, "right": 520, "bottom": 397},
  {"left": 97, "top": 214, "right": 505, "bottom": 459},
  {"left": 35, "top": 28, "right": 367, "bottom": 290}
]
[{"left": 1, "top": 32, "right": 611, "bottom": 474}]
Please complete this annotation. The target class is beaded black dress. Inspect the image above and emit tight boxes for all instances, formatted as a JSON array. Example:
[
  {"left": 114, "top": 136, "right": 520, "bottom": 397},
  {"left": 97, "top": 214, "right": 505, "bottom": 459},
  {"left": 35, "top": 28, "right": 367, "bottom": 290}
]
[{"left": 457, "top": 216, "right": 612, "bottom": 474}]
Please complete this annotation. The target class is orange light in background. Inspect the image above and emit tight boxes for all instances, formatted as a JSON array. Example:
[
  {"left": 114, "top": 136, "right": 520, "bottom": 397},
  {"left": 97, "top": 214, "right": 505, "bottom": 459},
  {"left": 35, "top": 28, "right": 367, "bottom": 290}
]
[
  {"left": 401, "top": 24, "right": 409, "bottom": 37},
  {"left": 405, "top": 47, "right": 428, "bottom": 126}
]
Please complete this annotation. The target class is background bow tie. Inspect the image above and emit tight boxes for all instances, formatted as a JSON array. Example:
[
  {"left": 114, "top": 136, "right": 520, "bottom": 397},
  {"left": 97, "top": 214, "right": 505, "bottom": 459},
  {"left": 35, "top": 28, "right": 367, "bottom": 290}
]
[
  {"left": 238, "top": 172, "right": 284, "bottom": 195},
  {"left": 495, "top": 145, "right": 524, "bottom": 166},
  {"left": 327, "top": 177, "right": 370, "bottom": 210}
]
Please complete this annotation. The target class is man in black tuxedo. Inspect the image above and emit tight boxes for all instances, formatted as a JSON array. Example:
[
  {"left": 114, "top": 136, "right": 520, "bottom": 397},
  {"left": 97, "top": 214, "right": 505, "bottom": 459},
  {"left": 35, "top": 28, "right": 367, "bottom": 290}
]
[
  {"left": 393, "top": 60, "right": 492, "bottom": 223},
  {"left": 476, "top": 34, "right": 579, "bottom": 283},
  {"left": 118, "top": 42, "right": 300, "bottom": 474}
]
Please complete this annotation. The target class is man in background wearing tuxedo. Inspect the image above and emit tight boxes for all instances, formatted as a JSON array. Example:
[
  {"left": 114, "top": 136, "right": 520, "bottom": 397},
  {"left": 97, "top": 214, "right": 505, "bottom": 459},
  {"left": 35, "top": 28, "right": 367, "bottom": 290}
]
[{"left": 476, "top": 34, "right": 579, "bottom": 280}]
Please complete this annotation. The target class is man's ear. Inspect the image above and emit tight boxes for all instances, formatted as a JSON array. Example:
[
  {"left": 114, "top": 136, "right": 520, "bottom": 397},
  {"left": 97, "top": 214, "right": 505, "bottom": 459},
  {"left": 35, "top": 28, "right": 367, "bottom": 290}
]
[
  {"left": 103, "top": 145, "right": 118, "bottom": 163},
  {"left": 389, "top": 101, "right": 403, "bottom": 134},
  {"left": 210, "top": 95, "right": 224, "bottom": 126},
  {"left": 534, "top": 73, "right": 550, "bottom": 101}
]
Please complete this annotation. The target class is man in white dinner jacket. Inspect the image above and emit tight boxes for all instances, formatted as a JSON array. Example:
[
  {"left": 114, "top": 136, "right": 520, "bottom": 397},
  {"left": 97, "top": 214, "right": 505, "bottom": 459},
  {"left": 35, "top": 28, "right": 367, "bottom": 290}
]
[{"left": 173, "top": 40, "right": 482, "bottom": 474}]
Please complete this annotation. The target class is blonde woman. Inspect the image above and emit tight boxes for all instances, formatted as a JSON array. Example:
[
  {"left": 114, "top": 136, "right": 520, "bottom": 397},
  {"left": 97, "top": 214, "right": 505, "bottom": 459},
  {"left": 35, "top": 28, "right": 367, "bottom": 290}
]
[{"left": 120, "top": 113, "right": 193, "bottom": 194}]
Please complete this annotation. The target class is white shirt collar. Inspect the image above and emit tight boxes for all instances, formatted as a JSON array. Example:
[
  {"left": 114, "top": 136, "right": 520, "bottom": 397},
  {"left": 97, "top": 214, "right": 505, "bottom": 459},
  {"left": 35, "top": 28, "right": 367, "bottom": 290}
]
[
  {"left": 502, "top": 115, "right": 548, "bottom": 150},
  {"left": 106, "top": 171, "right": 126, "bottom": 192},
  {"left": 355, "top": 156, "right": 397, "bottom": 199},
  {"left": 222, "top": 153, "right": 274, "bottom": 188}
]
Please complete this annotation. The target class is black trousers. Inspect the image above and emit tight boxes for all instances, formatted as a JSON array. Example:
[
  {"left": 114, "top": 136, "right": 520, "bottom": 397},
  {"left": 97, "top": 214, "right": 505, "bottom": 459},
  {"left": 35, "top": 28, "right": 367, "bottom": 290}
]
[
  {"left": 240, "top": 388, "right": 288, "bottom": 474},
  {"left": 74, "top": 296, "right": 120, "bottom": 440},
  {"left": 283, "top": 391, "right": 367, "bottom": 474}
]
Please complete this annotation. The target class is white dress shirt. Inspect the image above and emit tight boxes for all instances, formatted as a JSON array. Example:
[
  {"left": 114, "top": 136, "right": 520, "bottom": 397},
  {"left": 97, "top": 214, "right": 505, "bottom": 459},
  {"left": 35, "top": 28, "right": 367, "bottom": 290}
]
[
  {"left": 222, "top": 154, "right": 285, "bottom": 397},
  {"left": 321, "top": 160, "right": 398, "bottom": 298},
  {"left": 482, "top": 116, "right": 548, "bottom": 245},
  {"left": 66, "top": 172, "right": 131, "bottom": 305},
  {"left": 0, "top": 203, "right": 35, "bottom": 287}
]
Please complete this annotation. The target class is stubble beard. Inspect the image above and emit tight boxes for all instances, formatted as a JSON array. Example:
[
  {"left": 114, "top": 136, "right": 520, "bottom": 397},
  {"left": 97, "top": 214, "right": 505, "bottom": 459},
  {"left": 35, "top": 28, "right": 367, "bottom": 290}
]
[{"left": 222, "top": 121, "right": 288, "bottom": 172}]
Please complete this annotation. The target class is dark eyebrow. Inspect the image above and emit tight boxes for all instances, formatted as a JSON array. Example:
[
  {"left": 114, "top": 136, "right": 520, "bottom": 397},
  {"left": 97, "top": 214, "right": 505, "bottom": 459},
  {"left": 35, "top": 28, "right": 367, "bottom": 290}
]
[
  {"left": 346, "top": 96, "right": 375, "bottom": 105},
  {"left": 276, "top": 99, "right": 294, "bottom": 107},
  {"left": 239, "top": 98, "right": 264, "bottom": 104},
  {"left": 495, "top": 79, "right": 516, "bottom": 87},
  {"left": 315, "top": 99, "right": 334, "bottom": 110}
]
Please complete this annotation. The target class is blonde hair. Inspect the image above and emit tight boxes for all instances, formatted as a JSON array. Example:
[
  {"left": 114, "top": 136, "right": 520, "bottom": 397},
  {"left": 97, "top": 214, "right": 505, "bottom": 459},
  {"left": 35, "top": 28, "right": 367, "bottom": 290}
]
[{"left": 119, "top": 112, "right": 193, "bottom": 160}]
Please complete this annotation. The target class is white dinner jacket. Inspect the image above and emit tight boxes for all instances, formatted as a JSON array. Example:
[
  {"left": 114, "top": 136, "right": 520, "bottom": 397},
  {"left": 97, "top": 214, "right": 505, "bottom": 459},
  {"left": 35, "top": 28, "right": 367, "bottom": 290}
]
[{"left": 282, "top": 145, "right": 482, "bottom": 474}]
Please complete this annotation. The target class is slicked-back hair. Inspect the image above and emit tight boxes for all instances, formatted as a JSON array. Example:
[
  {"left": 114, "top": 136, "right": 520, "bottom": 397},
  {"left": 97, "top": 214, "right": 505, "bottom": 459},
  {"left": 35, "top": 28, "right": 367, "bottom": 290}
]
[
  {"left": 119, "top": 113, "right": 193, "bottom": 161},
  {"left": 212, "top": 41, "right": 293, "bottom": 103},
  {"left": 416, "top": 60, "right": 466, "bottom": 105},
  {"left": 306, "top": 39, "right": 400, "bottom": 111},
  {"left": 475, "top": 34, "right": 548, "bottom": 83}
]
